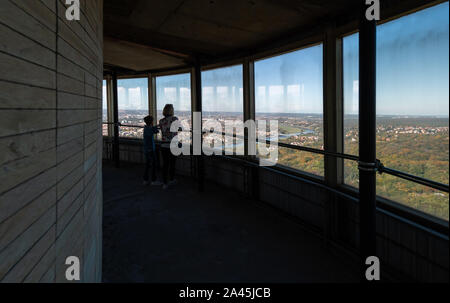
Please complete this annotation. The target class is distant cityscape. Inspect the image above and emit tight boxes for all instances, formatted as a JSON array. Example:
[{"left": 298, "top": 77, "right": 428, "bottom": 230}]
[
  {"left": 102, "top": 110, "right": 324, "bottom": 149},
  {"left": 102, "top": 110, "right": 448, "bottom": 151},
  {"left": 103, "top": 109, "right": 449, "bottom": 220}
]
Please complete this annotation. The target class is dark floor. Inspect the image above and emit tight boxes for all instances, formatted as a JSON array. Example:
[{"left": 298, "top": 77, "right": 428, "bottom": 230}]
[{"left": 102, "top": 162, "right": 359, "bottom": 283}]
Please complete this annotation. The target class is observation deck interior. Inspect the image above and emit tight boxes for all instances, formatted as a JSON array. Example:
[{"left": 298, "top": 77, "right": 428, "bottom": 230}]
[
  {"left": 0, "top": 0, "right": 447, "bottom": 284},
  {"left": 102, "top": 162, "right": 359, "bottom": 283},
  {"left": 100, "top": 0, "right": 449, "bottom": 283}
]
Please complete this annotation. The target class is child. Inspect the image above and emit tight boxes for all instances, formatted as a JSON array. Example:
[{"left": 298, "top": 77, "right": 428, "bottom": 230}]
[{"left": 143, "top": 115, "right": 162, "bottom": 186}]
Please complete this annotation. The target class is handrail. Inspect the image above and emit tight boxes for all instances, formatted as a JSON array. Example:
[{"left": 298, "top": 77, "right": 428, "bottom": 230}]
[
  {"left": 103, "top": 122, "right": 145, "bottom": 129},
  {"left": 203, "top": 130, "right": 450, "bottom": 193},
  {"left": 378, "top": 165, "right": 449, "bottom": 193},
  {"left": 102, "top": 122, "right": 450, "bottom": 193},
  {"left": 204, "top": 130, "right": 363, "bottom": 161}
]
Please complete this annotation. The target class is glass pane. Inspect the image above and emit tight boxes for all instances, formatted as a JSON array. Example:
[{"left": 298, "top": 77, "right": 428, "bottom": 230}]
[
  {"left": 202, "top": 65, "right": 244, "bottom": 154},
  {"left": 342, "top": 3, "right": 449, "bottom": 220},
  {"left": 156, "top": 73, "right": 192, "bottom": 143},
  {"left": 102, "top": 79, "right": 108, "bottom": 136},
  {"left": 376, "top": 3, "right": 449, "bottom": 216},
  {"left": 377, "top": 174, "right": 449, "bottom": 221},
  {"left": 119, "top": 126, "right": 143, "bottom": 139},
  {"left": 257, "top": 144, "right": 324, "bottom": 177},
  {"left": 279, "top": 150, "right": 324, "bottom": 177},
  {"left": 255, "top": 44, "right": 324, "bottom": 176},
  {"left": 377, "top": 3, "right": 449, "bottom": 184},
  {"left": 344, "top": 160, "right": 359, "bottom": 188},
  {"left": 117, "top": 78, "right": 149, "bottom": 138},
  {"left": 202, "top": 133, "right": 245, "bottom": 155},
  {"left": 343, "top": 33, "right": 360, "bottom": 186}
]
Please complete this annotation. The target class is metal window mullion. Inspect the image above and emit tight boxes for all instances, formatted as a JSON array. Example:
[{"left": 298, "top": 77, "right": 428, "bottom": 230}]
[
  {"left": 149, "top": 75, "right": 157, "bottom": 126},
  {"left": 112, "top": 72, "right": 120, "bottom": 168},
  {"left": 106, "top": 75, "right": 114, "bottom": 137},
  {"left": 359, "top": 4, "right": 377, "bottom": 281},
  {"left": 243, "top": 58, "right": 255, "bottom": 158},
  {"left": 193, "top": 61, "right": 204, "bottom": 191}
]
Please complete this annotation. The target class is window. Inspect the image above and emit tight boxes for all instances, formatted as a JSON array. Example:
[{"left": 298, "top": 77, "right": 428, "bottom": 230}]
[
  {"left": 255, "top": 44, "right": 324, "bottom": 176},
  {"left": 343, "top": 33, "right": 359, "bottom": 187},
  {"left": 342, "top": 3, "right": 449, "bottom": 220},
  {"left": 102, "top": 79, "right": 108, "bottom": 136},
  {"left": 201, "top": 65, "right": 244, "bottom": 154},
  {"left": 377, "top": 3, "right": 449, "bottom": 220},
  {"left": 155, "top": 73, "right": 192, "bottom": 143},
  {"left": 117, "top": 78, "right": 149, "bottom": 139}
]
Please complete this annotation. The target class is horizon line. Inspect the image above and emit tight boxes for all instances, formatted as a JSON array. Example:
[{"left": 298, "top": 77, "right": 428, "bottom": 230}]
[{"left": 111, "top": 109, "right": 449, "bottom": 118}]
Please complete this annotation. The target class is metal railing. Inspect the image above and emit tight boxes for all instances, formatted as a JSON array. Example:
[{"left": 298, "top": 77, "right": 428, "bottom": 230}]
[
  {"left": 103, "top": 122, "right": 450, "bottom": 194},
  {"left": 202, "top": 130, "right": 450, "bottom": 193},
  {"left": 103, "top": 122, "right": 144, "bottom": 129}
]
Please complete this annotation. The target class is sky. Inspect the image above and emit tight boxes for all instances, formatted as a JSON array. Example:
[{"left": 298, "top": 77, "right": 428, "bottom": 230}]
[
  {"left": 202, "top": 65, "right": 243, "bottom": 113},
  {"left": 104, "top": 2, "right": 449, "bottom": 117},
  {"left": 156, "top": 73, "right": 191, "bottom": 112},
  {"left": 115, "top": 78, "right": 149, "bottom": 111},
  {"left": 344, "top": 1, "right": 449, "bottom": 116},
  {"left": 254, "top": 44, "right": 323, "bottom": 114}
]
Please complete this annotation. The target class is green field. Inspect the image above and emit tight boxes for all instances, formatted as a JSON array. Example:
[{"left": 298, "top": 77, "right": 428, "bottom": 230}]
[{"left": 275, "top": 117, "right": 449, "bottom": 221}]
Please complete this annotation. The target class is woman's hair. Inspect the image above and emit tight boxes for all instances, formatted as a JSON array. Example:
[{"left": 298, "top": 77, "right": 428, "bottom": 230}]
[{"left": 162, "top": 104, "right": 174, "bottom": 117}]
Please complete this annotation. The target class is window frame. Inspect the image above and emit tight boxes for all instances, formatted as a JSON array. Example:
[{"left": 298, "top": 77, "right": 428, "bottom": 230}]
[
  {"left": 200, "top": 63, "right": 246, "bottom": 153},
  {"left": 152, "top": 71, "right": 194, "bottom": 144},
  {"left": 105, "top": 1, "right": 449, "bottom": 230},
  {"left": 252, "top": 42, "right": 327, "bottom": 179},
  {"left": 114, "top": 76, "right": 151, "bottom": 139},
  {"left": 336, "top": 4, "right": 449, "bottom": 226}
]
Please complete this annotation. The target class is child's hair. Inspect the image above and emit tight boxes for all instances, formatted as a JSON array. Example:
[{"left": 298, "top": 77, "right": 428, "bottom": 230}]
[
  {"left": 163, "top": 104, "right": 174, "bottom": 117},
  {"left": 144, "top": 115, "right": 153, "bottom": 125}
]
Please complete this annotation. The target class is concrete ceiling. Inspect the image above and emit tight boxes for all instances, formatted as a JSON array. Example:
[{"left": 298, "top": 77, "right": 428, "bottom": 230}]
[
  {"left": 103, "top": 37, "right": 188, "bottom": 71},
  {"left": 103, "top": 0, "right": 439, "bottom": 73}
]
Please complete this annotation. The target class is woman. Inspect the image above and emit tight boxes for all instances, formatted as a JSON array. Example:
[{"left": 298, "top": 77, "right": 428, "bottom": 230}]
[{"left": 159, "top": 104, "right": 179, "bottom": 189}]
